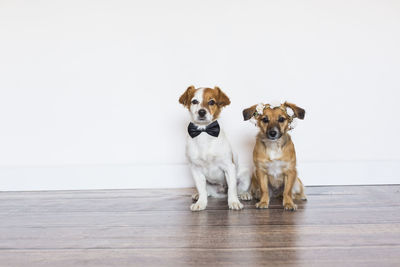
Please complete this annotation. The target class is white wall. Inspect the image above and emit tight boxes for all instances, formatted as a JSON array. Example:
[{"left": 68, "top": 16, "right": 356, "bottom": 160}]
[{"left": 1, "top": 0, "right": 399, "bottom": 190}]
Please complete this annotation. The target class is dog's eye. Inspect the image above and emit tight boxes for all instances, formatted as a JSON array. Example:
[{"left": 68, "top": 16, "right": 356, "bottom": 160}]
[
  {"left": 278, "top": 117, "right": 285, "bottom": 123},
  {"left": 262, "top": 117, "right": 269, "bottom": 123},
  {"left": 208, "top": 100, "right": 215, "bottom": 106},
  {"left": 191, "top": 99, "right": 199, "bottom": 105}
]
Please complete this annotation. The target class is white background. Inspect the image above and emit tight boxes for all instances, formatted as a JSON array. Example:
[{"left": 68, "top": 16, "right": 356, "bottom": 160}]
[{"left": 1, "top": 0, "right": 399, "bottom": 190}]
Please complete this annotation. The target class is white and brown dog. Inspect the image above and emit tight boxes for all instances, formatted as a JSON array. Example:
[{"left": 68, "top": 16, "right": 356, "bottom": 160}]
[
  {"left": 243, "top": 102, "right": 307, "bottom": 211},
  {"left": 179, "top": 85, "right": 251, "bottom": 211}
]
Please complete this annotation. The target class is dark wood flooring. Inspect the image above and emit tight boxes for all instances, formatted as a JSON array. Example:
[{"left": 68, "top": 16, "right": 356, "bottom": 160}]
[{"left": 1, "top": 185, "right": 400, "bottom": 266}]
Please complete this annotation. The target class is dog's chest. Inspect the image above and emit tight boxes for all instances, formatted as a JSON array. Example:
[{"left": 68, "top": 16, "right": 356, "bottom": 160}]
[
  {"left": 266, "top": 144, "right": 282, "bottom": 160},
  {"left": 186, "top": 134, "right": 221, "bottom": 164},
  {"left": 186, "top": 133, "right": 228, "bottom": 183},
  {"left": 265, "top": 160, "right": 289, "bottom": 188},
  {"left": 263, "top": 145, "right": 289, "bottom": 187},
  {"left": 266, "top": 160, "right": 288, "bottom": 177}
]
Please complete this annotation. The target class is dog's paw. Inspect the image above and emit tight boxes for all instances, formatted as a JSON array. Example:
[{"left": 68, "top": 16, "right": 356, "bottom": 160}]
[
  {"left": 191, "top": 193, "right": 199, "bottom": 201},
  {"left": 190, "top": 201, "right": 207, "bottom": 211},
  {"left": 228, "top": 200, "right": 244, "bottom": 210},
  {"left": 239, "top": 192, "right": 253, "bottom": 201},
  {"left": 255, "top": 201, "right": 269, "bottom": 209},
  {"left": 283, "top": 202, "right": 297, "bottom": 211}
]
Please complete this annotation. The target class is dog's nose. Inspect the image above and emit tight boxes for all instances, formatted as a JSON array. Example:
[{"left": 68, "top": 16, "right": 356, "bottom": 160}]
[
  {"left": 198, "top": 109, "right": 206, "bottom": 118},
  {"left": 268, "top": 130, "right": 277, "bottom": 137}
]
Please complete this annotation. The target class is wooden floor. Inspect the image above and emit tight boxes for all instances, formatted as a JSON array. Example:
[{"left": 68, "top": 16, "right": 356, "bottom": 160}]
[{"left": 1, "top": 185, "right": 400, "bottom": 266}]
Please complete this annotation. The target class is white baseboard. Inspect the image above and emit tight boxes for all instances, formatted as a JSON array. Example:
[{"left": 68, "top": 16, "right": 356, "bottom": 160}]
[
  {"left": 0, "top": 160, "right": 399, "bottom": 191},
  {"left": 298, "top": 160, "right": 399, "bottom": 186}
]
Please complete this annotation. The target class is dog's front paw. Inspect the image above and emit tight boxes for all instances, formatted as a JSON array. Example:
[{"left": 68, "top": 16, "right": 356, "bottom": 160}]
[
  {"left": 239, "top": 192, "right": 253, "bottom": 201},
  {"left": 228, "top": 199, "right": 243, "bottom": 210},
  {"left": 190, "top": 200, "right": 207, "bottom": 211},
  {"left": 283, "top": 202, "right": 297, "bottom": 211},
  {"left": 255, "top": 201, "right": 269, "bottom": 209}
]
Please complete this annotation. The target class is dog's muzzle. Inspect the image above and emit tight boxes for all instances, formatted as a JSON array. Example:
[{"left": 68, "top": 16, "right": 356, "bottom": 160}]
[
  {"left": 267, "top": 127, "right": 281, "bottom": 140},
  {"left": 198, "top": 109, "right": 206, "bottom": 117}
]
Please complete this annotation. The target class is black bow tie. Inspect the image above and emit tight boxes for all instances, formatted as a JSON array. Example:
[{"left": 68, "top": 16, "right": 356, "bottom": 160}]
[{"left": 188, "top": 121, "right": 220, "bottom": 138}]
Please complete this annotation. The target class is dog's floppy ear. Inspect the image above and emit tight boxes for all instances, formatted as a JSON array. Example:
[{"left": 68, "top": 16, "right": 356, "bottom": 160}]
[
  {"left": 179, "top": 85, "right": 196, "bottom": 107},
  {"left": 214, "top": 86, "right": 231, "bottom": 107},
  {"left": 242, "top": 104, "right": 257, "bottom": 121},
  {"left": 284, "top": 102, "right": 305, "bottom": 120}
]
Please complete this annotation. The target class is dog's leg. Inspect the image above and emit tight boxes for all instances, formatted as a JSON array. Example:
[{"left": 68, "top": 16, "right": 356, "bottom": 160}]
[
  {"left": 190, "top": 166, "right": 208, "bottom": 211},
  {"left": 236, "top": 167, "right": 252, "bottom": 201},
  {"left": 255, "top": 168, "right": 270, "bottom": 209},
  {"left": 250, "top": 173, "right": 261, "bottom": 200},
  {"left": 292, "top": 177, "right": 307, "bottom": 201},
  {"left": 224, "top": 164, "right": 243, "bottom": 210},
  {"left": 283, "top": 170, "right": 298, "bottom": 211}
]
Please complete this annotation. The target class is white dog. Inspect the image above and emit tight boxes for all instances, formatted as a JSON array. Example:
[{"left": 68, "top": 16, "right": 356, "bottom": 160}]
[{"left": 179, "top": 85, "right": 252, "bottom": 211}]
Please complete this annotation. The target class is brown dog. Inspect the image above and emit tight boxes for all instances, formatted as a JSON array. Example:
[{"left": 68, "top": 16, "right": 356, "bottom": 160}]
[{"left": 243, "top": 102, "right": 307, "bottom": 211}]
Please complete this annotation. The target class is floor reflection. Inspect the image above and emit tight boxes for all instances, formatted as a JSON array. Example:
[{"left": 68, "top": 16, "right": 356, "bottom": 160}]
[{"left": 180, "top": 195, "right": 308, "bottom": 265}]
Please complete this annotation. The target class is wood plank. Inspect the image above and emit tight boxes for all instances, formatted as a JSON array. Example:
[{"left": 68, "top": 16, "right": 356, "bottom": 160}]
[
  {"left": 1, "top": 205, "right": 400, "bottom": 228},
  {"left": 0, "top": 224, "right": 400, "bottom": 250},
  {"left": 1, "top": 247, "right": 400, "bottom": 267}
]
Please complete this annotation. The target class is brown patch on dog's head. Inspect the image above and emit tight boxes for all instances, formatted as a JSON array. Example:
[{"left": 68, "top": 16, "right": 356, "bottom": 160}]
[
  {"left": 179, "top": 85, "right": 231, "bottom": 124},
  {"left": 258, "top": 106, "right": 291, "bottom": 140},
  {"left": 202, "top": 86, "right": 231, "bottom": 120},
  {"left": 179, "top": 85, "right": 196, "bottom": 108}
]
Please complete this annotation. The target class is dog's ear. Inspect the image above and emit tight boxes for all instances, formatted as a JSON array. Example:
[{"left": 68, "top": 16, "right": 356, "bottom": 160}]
[
  {"left": 214, "top": 86, "right": 231, "bottom": 107},
  {"left": 179, "top": 85, "right": 196, "bottom": 107},
  {"left": 242, "top": 104, "right": 257, "bottom": 121},
  {"left": 284, "top": 102, "right": 305, "bottom": 120}
]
